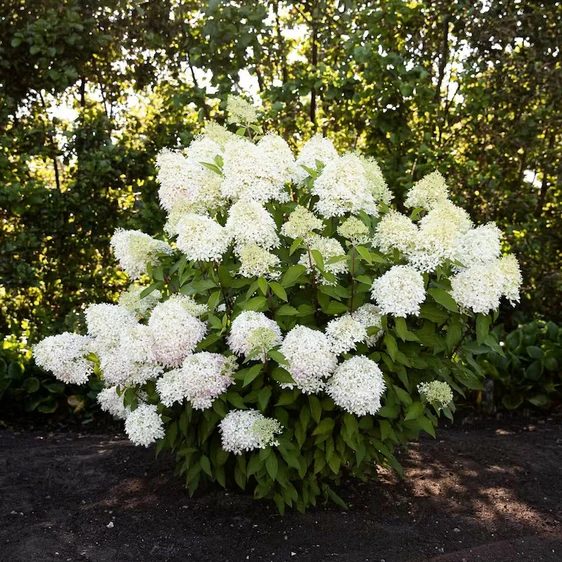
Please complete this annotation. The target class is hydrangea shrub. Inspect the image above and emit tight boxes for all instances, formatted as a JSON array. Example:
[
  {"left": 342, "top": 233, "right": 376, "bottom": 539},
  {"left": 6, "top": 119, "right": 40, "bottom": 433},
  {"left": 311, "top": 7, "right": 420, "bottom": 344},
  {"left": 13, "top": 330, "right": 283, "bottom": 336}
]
[{"left": 34, "top": 97, "right": 521, "bottom": 513}]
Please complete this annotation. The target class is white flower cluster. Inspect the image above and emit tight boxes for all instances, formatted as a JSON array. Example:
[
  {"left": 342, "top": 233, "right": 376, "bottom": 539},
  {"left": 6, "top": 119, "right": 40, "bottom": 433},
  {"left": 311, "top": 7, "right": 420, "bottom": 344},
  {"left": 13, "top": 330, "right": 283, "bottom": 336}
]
[
  {"left": 148, "top": 296, "right": 207, "bottom": 367},
  {"left": 85, "top": 303, "right": 138, "bottom": 347},
  {"left": 33, "top": 333, "right": 94, "bottom": 384},
  {"left": 226, "top": 94, "right": 258, "bottom": 125},
  {"left": 371, "top": 265, "right": 426, "bottom": 317},
  {"left": 294, "top": 134, "right": 338, "bottom": 184},
  {"left": 227, "top": 311, "right": 282, "bottom": 361},
  {"left": 219, "top": 409, "right": 282, "bottom": 454},
  {"left": 124, "top": 404, "right": 165, "bottom": 447},
  {"left": 118, "top": 285, "right": 162, "bottom": 318},
  {"left": 97, "top": 386, "right": 130, "bottom": 420},
  {"left": 280, "top": 326, "right": 338, "bottom": 393},
  {"left": 156, "top": 352, "right": 236, "bottom": 410},
  {"left": 337, "top": 217, "right": 370, "bottom": 246},
  {"left": 326, "top": 356, "right": 386, "bottom": 416},
  {"left": 110, "top": 229, "right": 173, "bottom": 280},
  {"left": 373, "top": 210, "right": 418, "bottom": 255},
  {"left": 175, "top": 214, "right": 230, "bottom": 262},
  {"left": 352, "top": 303, "right": 384, "bottom": 346},
  {"left": 449, "top": 255, "right": 522, "bottom": 313},
  {"left": 226, "top": 200, "right": 279, "bottom": 251},
  {"left": 418, "top": 381, "right": 453, "bottom": 408},
  {"left": 238, "top": 244, "right": 280, "bottom": 279},
  {"left": 281, "top": 205, "right": 323, "bottom": 241},
  {"left": 325, "top": 314, "right": 368, "bottom": 354},
  {"left": 405, "top": 171, "right": 449, "bottom": 210}
]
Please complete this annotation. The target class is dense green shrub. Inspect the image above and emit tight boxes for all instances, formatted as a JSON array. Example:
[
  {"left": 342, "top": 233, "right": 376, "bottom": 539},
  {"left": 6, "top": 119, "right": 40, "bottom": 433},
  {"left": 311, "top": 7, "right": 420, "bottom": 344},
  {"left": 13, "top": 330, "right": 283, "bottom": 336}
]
[
  {"left": 477, "top": 320, "right": 562, "bottom": 411},
  {"left": 34, "top": 101, "right": 523, "bottom": 512}
]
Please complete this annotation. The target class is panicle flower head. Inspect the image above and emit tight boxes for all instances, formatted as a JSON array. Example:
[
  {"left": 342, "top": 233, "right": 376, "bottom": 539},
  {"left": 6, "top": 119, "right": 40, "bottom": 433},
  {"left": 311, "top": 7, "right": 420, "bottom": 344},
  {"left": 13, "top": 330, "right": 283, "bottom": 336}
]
[
  {"left": 226, "top": 95, "right": 258, "bottom": 125},
  {"left": 449, "top": 261, "right": 505, "bottom": 313},
  {"left": 226, "top": 200, "right": 279, "bottom": 251},
  {"left": 418, "top": 381, "right": 453, "bottom": 408},
  {"left": 219, "top": 409, "right": 282, "bottom": 454},
  {"left": 110, "top": 229, "right": 173, "bottom": 280},
  {"left": 373, "top": 210, "right": 419, "bottom": 255},
  {"left": 33, "top": 333, "right": 94, "bottom": 384},
  {"left": 405, "top": 171, "right": 449, "bottom": 210},
  {"left": 358, "top": 155, "right": 392, "bottom": 205},
  {"left": 227, "top": 311, "right": 282, "bottom": 361},
  {"left": 408, "top": 201, "right": 473, "bottom": 272},
  {"left": 281, "top": 205, "right": 323, "bottom": 240},
  {"left": 203, "top": 121, "right": 238, "bottom": 149},
  {"left": 97, "top": 324, "right": 163, "bottom": 387},
  {"left": 175, "top": 213, "right": 230, "bottom": 262},
  {"left": 238, "top": 243, "right": 281, "bottom": 279},
  {"left": 85, "top": 303, "right": 138, "bottom": 347},
  {"left": 124, "top": 404, "right": 165, "bottom": 447},
  {"left": 337, "top": 217, "right": 370, "bottom": 245},
  {"left": 498, "top": 254, "right": 522, "bottom": 305},
  {"left": 156, "top": 142, "right": 224, "bottom": 215},
  {"left": 352, "top": 303, "right": 384, "bottom": 346},
  {"left": 326, "top": 356, "right": 386, "bottom": 416},
  {"left": 156, "top": 352, "right": 235, "bottom": 410},
  {"left": 312, "top": 153, "right": 379, "bottom": 218},
  {"left": 298, "top": 234, "right": 347, "bottom": 284},
  {"left": 371, "top": 265, "right": 426, "bottom": 317},
  {"left": 97, "top": 386, "right": 130, "bottom": 420},
  {"left": 294, "top": 134, "right": 339, "bottom": 184},
  {"left": 118, "top": 284, "right": 162, "bottom": 318},
  {"left": 453, "top": 223, "right": 502, "bottom": 269},
  {"left": 148, "top": 296, "right": 207, "bottom": 367},
  {"left": 280, "top": 326, "right": 338, "bottom": 393},
  {"left": 221, "top": 138, "right": 291, "bottom": 203},
  {"left": 325, "top": 314, "right": 368, "bottom": 354}
]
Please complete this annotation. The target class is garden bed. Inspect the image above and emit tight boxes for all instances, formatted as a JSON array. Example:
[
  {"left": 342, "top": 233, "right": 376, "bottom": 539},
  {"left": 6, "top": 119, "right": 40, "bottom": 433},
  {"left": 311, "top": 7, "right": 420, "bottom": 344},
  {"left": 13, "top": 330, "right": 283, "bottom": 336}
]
[{"left": 0, "top": 417, "right": 560, "bottom": 562}]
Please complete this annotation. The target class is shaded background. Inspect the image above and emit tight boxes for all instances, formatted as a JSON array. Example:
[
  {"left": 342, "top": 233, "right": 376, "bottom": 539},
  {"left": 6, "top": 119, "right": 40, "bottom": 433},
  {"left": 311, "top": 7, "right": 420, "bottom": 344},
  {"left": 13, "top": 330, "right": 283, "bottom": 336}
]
[{"left": 1, "top": 0, "right": 561, "bottom": 415}]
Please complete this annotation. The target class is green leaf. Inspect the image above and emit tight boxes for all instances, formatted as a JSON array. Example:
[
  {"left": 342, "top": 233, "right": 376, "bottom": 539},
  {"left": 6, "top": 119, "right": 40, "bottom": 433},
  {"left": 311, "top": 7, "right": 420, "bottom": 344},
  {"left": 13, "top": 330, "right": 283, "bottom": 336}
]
[
  {"left": 23, "top": 377, "right": 40, "bottom": 393},
  {"left": 404, "top": 402, "right": 425, "bottom": 421},
  {"left": 200, "top": 455, "right": 212, "bottom": 476},
  {"left": 257, "top": 277, "right": 268, "bottom": 296},
  {"left": 355, "top": 245, "right": 372, "bottom": 263},
  {"left": 281, "top": 265, "right": 307, "bottom": 287},
  {"left": 309, "top": 395, "right": 322, "bottom": 424},
  {"left": 271, "top": 367, "right": 295, "bottom": 384},
  {"left": 427, "top": 288, "right": 458, "bottom": 312},
  {"left": 384, "top": 334, "right": 398, "bottom": 362},
  {"left": 276, "top": 304, "right": 300, "bottom": 316},
  {"left": 312, "top": 417, "right": 335, "bottom": 436},
  {"left": 289, "top": 238, "right": 303, "bottom": 255},
  {"left": 526, "top": 346, "right": 543, "bottom": 360},
  {"left": 311, "top": 249, "right": 325, "bottom": 271},
  {"left": 243, "top": 364, "right": 263, "bottom": 387},
  {"left": 265, "top": 451, "right": 278, "bottom": 480},
  {"left": 269, "top": 282, "right": 288, "bottom": 301},
  {"left": 243, "top": 296, "right": 268, "bottom": 311},
  {"left": 268, "top": 349, "right": 289, "bottom": 366},
  {"left": 476, "top": 314, "right": 491, "bottom": 345}
]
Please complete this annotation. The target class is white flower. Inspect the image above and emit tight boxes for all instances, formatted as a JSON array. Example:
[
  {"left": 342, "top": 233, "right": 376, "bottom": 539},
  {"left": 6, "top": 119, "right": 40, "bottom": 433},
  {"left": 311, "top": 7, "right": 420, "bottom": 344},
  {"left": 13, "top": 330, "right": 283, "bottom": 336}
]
[
  {"left": 405, "top": 171, "right": 449, "bottom": 210},
  {"left": 337, "top": 217, "right": 370, "bottom": 245},
  {"left": 371, "top": 265, "right": 426, "bottom": 317},
  {"left": 352, "top": 303, "right": 384, "bottom": 346},
  {"left": 225, "top": 200, "right": 279, "bottom": 251},
  {"left": 226, "top": 94, "right": 258, "bottom": 124},
  {"left": 148, "top": 296, "right": 207, "bottom": 367},
  {"left": 280, "top": 205, "right": 324, "bottom": 241},
  {"left": 85, "top": 303, "right": 138, "bottom": 347},
  {"left": 294, "top": 134, "right": 339, "bottom": 184},
  {"left": 453, "top": 223, "right": 502, "bottom": 269},
  {"left": 312, "top": 153, "right": 379, "bottom": 217},
  {"left": 33, "top": 333, "right": 94, "bottom": 384},
  {"left": 97, "top": 386, "right": 130, "bottom": 420},
  {"left": 498, "top": 254, "right": 522, "bottom": 304},
  {"left": 280, "top": 326, "right": 338, "bottom": 393},
  {"left": 110, "top": 229, "right": 173, "bottom": 280},
  {"left": 418, "top": 381, "right": 453, "bottom": 408},
  {"left": 203, "top": 121, "right": 238, "bottom": 149},
  {"left": 219, "top": 409, "right": 282, "bottom": 455},
  {"left": 325, "top": 314, "right": 368, "bottom": 354},
  {"left": 221, "top": 138, "right": 291, "bottom": 203},
  {"left": 156, "top": 353, "right": 236, "bottom": 410},
  {"left": 155, "top": 141, "right": 224, "bottom": 215},
  {"left": 298, "top": 234, "right": 348, "bottom": 285},
  {"left": 118, "top": 285, "right": 162, "bottom": 318},
  {"left": 326, "top": 355, "right": 386, "bottom": 416},
  {"left": 408, "top": 201, "right": 473, "bottom": 272},
  {"left": 97, "top": 324, "right": 163, "bottom": 387},
  {"left": 124, "top": 404, "right": 165, "bottom": 447},
  {"left": 449, "top": 260, "right": 506, "bottom": 314},
  {"left": 175, "top": 214, "right": 230, "bottom": 262},
  {"left": 227, "top": 311, "right": 282, "bottom": 361},
  {"left": 373, "top": 210, "right": 419, "bottom": 255},
  {"left": 358, "top": 155, "right": 392, "bottom": 205},
  {"left": 238, "top": 244, "right": 281, "bottom": 279}
]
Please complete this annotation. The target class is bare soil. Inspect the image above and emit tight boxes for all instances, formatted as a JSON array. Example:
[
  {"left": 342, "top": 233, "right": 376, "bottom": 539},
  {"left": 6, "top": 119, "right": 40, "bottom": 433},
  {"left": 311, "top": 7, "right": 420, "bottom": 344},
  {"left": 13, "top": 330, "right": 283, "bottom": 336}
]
[{"left": 0, "top": 417, "right": 561, "bottom": 562}]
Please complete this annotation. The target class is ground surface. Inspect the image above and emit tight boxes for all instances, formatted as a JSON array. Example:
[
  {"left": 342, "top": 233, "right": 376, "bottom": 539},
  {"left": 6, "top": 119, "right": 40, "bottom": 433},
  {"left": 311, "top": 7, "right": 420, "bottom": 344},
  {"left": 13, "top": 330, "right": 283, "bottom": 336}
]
[{"left": 0, "top": 417, "right": 561, "bottom": 562}]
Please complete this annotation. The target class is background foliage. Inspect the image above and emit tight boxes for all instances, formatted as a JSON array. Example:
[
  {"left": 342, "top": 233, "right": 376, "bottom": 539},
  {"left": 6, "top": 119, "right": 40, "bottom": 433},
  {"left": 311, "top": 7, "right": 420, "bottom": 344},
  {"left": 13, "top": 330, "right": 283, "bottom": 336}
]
[{"left": 1, "top": 0, "right": 561, "bottom": 414}]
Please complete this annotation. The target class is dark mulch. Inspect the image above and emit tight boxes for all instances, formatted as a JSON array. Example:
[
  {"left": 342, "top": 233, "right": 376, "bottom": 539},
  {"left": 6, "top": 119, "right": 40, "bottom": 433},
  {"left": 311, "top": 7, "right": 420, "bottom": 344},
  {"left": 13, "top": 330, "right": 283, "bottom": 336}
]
[{"left": 0, "top": 417, "right": 561, "bottom": 562}]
